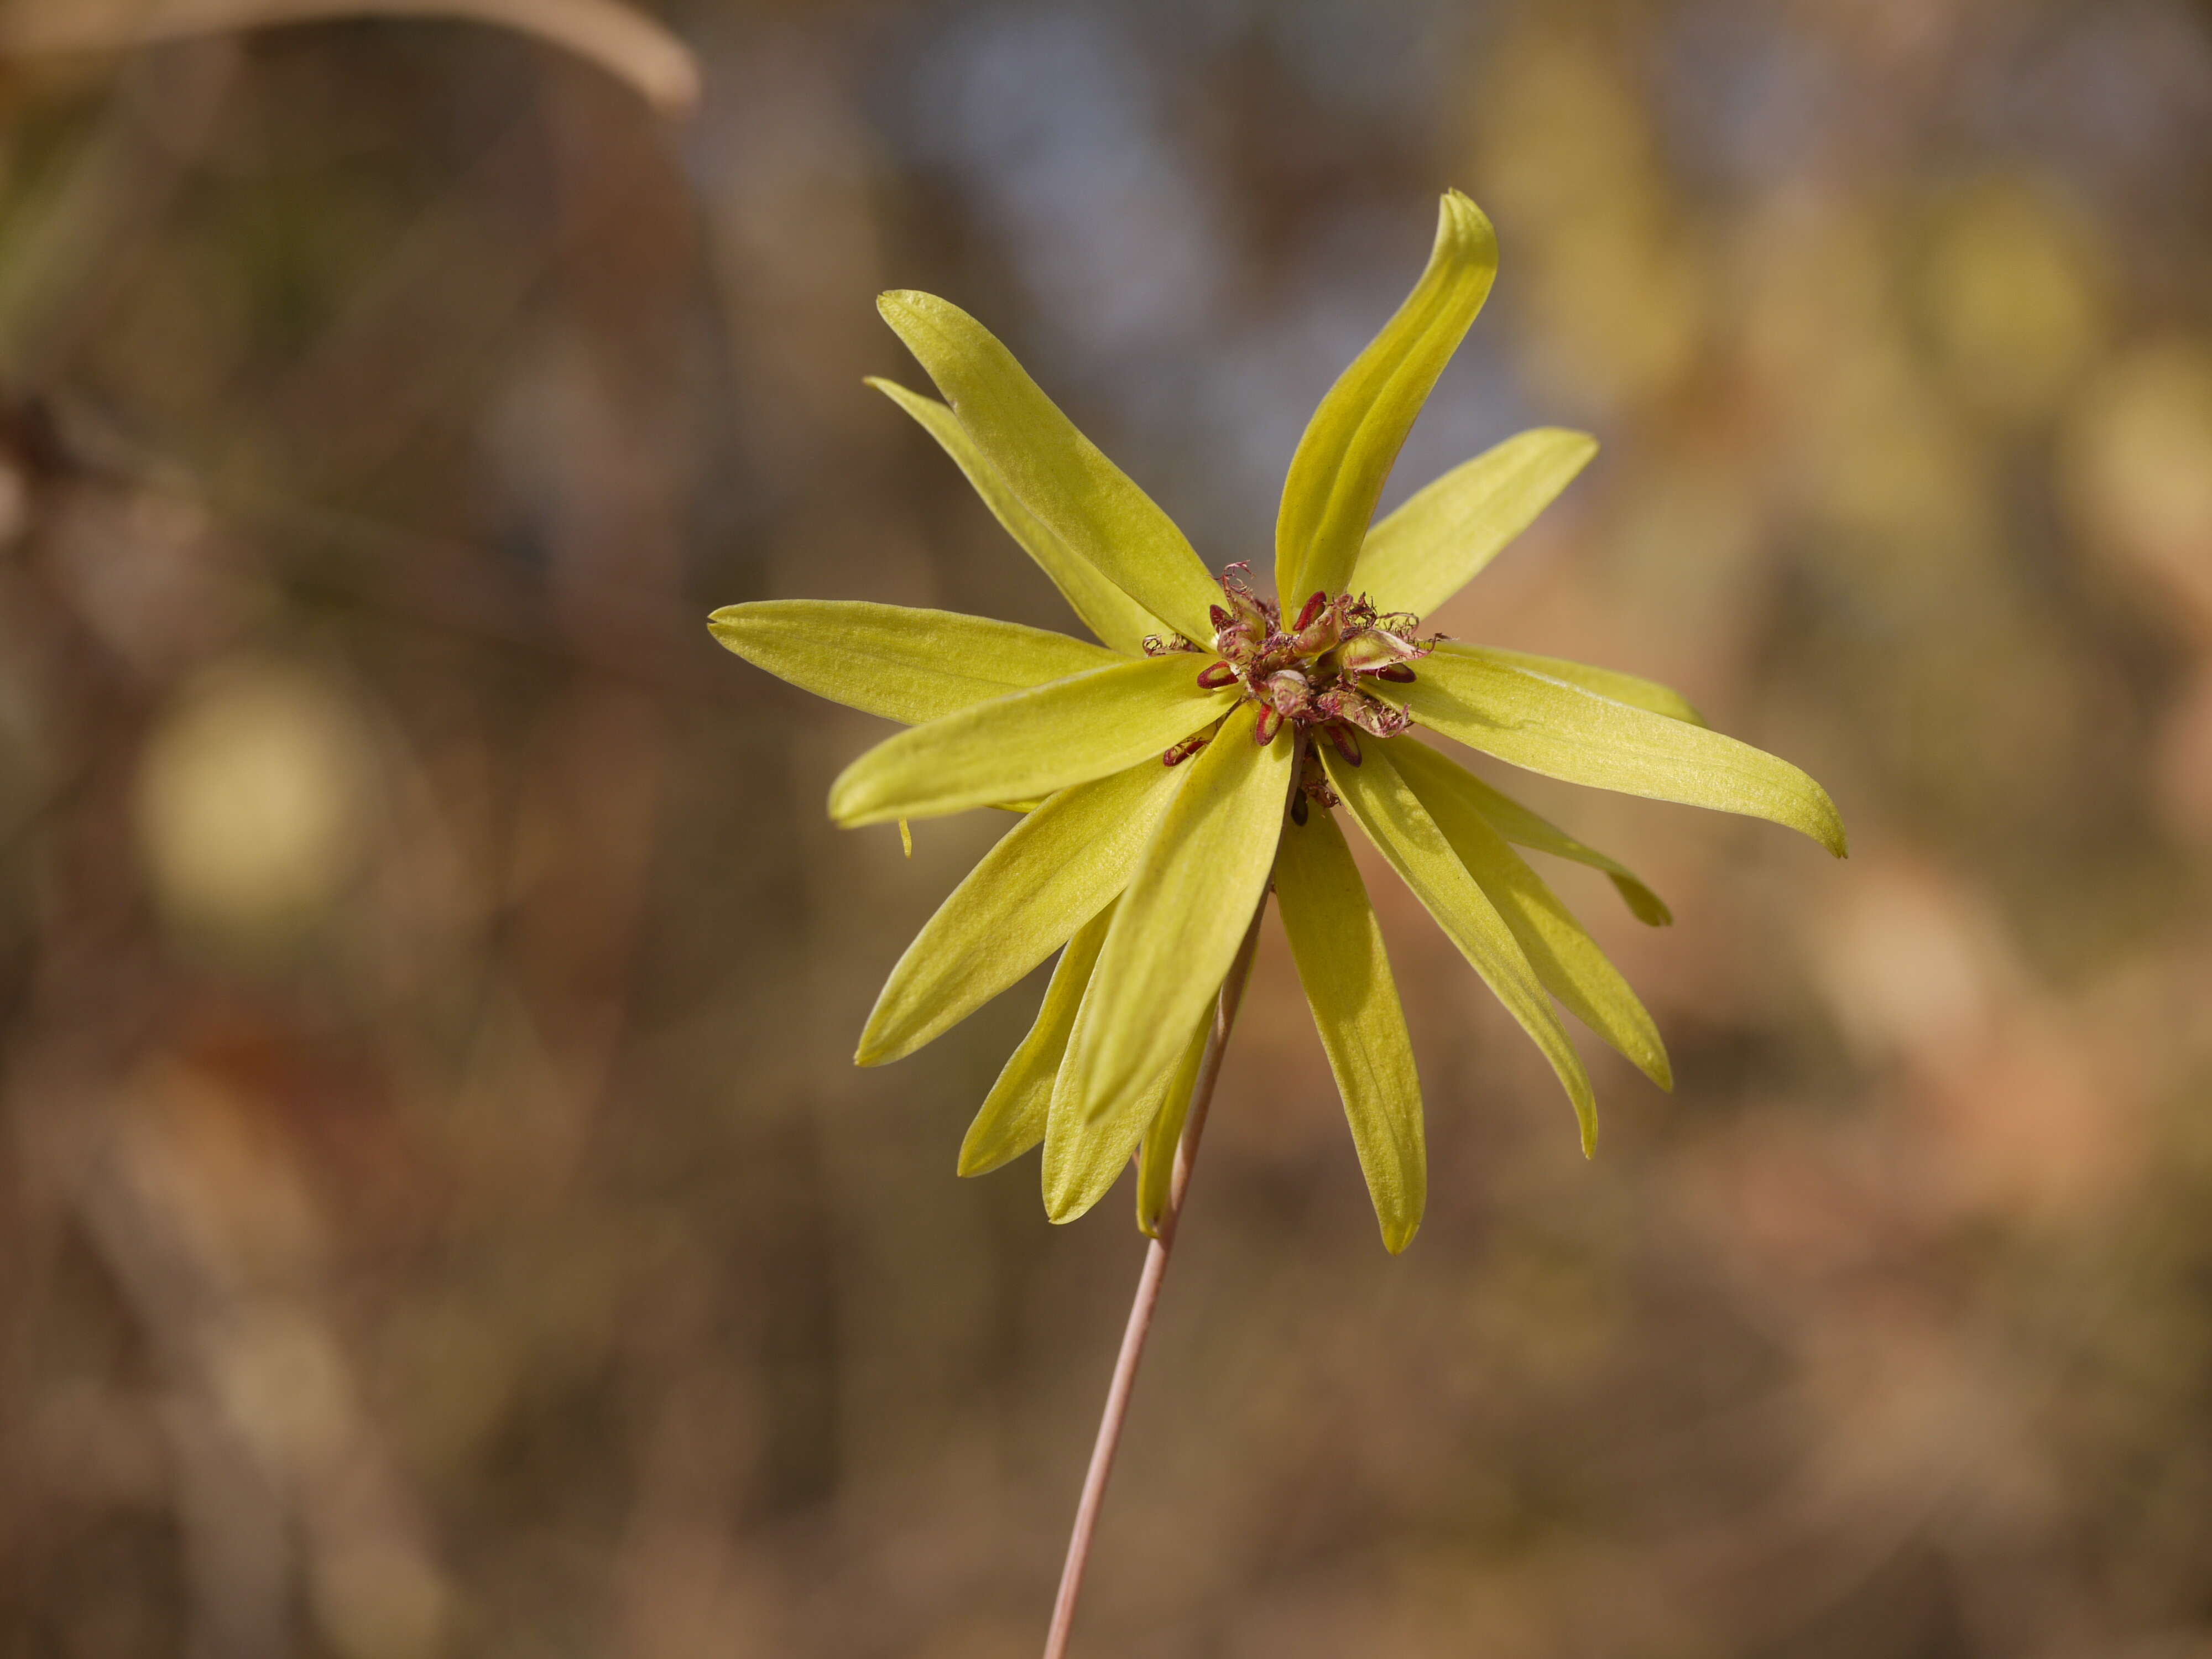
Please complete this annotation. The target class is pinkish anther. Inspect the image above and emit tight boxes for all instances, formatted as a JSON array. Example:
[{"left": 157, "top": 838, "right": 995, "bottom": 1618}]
[
  {"left": 1162, "top": 732, "right": 1211, "bottom": 767},
  {"left": 1194, "top": 568, "right": 1439, "bottom": 794}
]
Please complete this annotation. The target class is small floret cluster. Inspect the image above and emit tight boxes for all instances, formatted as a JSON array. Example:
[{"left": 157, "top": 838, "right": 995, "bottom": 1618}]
[{"left": 1155, "top": 565, "right": 1438, "bottom": 820}]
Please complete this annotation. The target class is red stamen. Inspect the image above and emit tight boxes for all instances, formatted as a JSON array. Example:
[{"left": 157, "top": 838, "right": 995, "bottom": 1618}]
[
  {"left": 1254, "top": 707, "right": 1283, "bottom": 745},
  {"left": 1196, "top": 660, "right": 1238, "bottom": 690},
  {"left": 1163, "top": 733, "right": 1209, "bottom": 766},
  {"left": 1208, "top": 604, "right": 1232, "bottom": 632},
  {"left": 1294, "top": 590, "right": 1329, "bottom": 631},
  {"left": 1291, "top": 792, "right": 1310, "bottom": 826},
  {"left": 1327, "top": 724, "right": 1363, "bottom": 766},
  {"left": 1371, "top": 663, "right": 1417, "bottom": 683}
]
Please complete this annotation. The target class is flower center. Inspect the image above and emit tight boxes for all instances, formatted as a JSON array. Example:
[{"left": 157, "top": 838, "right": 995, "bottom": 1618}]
[{"left": 1149, "top": 565, "right": 1440, "bottom": 818}]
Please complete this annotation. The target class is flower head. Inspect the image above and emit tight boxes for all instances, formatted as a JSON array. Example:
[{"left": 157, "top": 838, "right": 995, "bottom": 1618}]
[{"left": 710, "top": 191, "right": 1845, "bottom": 1253}]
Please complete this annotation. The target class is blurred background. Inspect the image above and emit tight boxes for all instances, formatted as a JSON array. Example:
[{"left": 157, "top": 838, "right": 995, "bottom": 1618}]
[{"left": 3, "top": 1, "right": 2211, "bottom": 1655}]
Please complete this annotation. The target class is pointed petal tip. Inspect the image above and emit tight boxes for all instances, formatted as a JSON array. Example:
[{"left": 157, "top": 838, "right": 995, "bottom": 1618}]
[
  {"left": 1438, "top": 188, "right": 1498, "bottom": 249},
  {"left": 1042, "top": 1184, "right": 1100, "bottom": 1225},
  {"left": 1383, "top": 1220, "right": 1421, "bottom": 1255}
]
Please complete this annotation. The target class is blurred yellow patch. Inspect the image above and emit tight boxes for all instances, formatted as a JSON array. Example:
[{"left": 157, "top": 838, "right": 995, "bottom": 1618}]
[
  {"left": 134, "top": 656, "right": 377, "bottom": 952},
  {"left": 2062, "top": 338, "right": 2212, "bottom": 631},
  {"left": 1918, "top": 178, "right": 2107, "bottom": 421}
]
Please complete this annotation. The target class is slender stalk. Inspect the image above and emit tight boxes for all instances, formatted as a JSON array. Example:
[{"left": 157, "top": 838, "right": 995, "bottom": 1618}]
[{"left": 1041, "top": 900, "right": 1267, "bottom": 1659}]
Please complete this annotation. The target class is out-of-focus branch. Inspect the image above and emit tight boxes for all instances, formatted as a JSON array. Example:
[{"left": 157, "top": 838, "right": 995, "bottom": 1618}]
[
  {"left": 0, "top": 40, "right": 240, "bottom": 389},
  {"left": 0, "top": 0, "right": 700, "bottom": 115}
]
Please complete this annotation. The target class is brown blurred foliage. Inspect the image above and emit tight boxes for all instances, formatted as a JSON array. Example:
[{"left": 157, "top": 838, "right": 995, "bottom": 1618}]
[{"left": 3, "top": 2, "right": 2212, "bottom": 1656}]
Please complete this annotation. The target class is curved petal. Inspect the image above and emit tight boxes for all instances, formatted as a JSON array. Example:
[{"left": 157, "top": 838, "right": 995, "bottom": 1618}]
[
  {"left": 858, "top": 762, "right": 1187, "bottom": 1065},
  {"left": 1387, "top": 653, "right": 1846, "bottom": 857},
  {"left": 828, "top": 654, "right": 1235, "bottom": 826},
  {"left": 1044, "top": 989, "right": 1209, "bottom": 1225},
  {"left": 869, "top": 379, "right": 1164, "bottom": 655},
  {"left": 878, "top": 292, "right": 1220, "bottom": 641},
  {"left": 1436, "top": 643, "right": 1705, "bottom": 726},
  {"left": 1353, "top": 427, "right": 1596, "bottom": 617},
  {"left": 957, "top": 902, "right": 1117, "bottom": 1177},
  {"left": 1055, "top": 704, "right": 1291, "bottom": 1164},
  {"left": 710, "top": 600, "right": 1119, "bottom": 726},
  {"left": 1325, "top": 744, "right": 1599, "bottom": 1156},
  {"left": 1391, "top": 739, "right": 1670, "bottom": 1090},
  {"left": 1276, "top": 191, "right": 1499, "bottom": 604},
  {"left": 1407, "top": 756, "right": 1672, "bottom": 926},
  {"left": 1274, "top": 807, "right": 1426, "bottom": 1252},
  {"left": 1133, "top": 1016, "right": 1213, "bottom": 1236}
]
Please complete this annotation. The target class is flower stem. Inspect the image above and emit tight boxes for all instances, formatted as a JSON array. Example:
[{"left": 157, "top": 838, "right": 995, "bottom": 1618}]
[{"left": 1041, "top": 898, "right": 1268, "bottom": 1659}]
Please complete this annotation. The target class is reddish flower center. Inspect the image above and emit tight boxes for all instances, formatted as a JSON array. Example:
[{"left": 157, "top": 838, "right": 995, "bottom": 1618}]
[{"left": 1148, "top": 565, "right": 1439, "bottom": 817}]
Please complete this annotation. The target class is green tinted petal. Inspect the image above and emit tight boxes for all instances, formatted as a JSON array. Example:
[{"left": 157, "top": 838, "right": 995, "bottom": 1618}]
[
  {"left": 868, "top": 378, "right": 1164, "bottom": 654},
  {"left": 1134, "top": 1016, "right": 1214, "bottom": 1237},
  {"left": 1277, "top": 191, "right": 1499, "bottom": 604},
  {"left": 1354, "top": 428, "right": 1597, "bottom": 617},
  {"left": 709, "top": 600, "right": 1117, "bottom": 726},
  {"left": 878, "top": 292, "right": 1220, "bottom": 640},
  {"left": 1391, "top": 740, "right": 1670, "bottom": 1090},
  {"left": 1274, "top": 807, "right": 1426, "bottom": 1252},
  {"left": 1044, "top": 990, "right": 1210, "bottom": 1225},
  {"left": 1326, "top": 744, "right": 1599, "bottom": 1156},
  {"left": 957, "top": 902, "right": 1116, "bottom": 1177},
  {"left": 1057, "top": 704, "right": 1291, "bottom": 1151},
  {"left": 858, "top": 763, "right": 1187, "bottom": 1065},
  {"left": 828, "top": 655, "right": 1234, "bottom": 826},
  {"left": 1391, "top": 652, "right": 1846, "bottom": 857},
  {"left": 1412, "top": 758, "right": 1672, "bottom": 926},
  {"left": 1441, "top": 644, "right": 1705, "bottom": 726}
]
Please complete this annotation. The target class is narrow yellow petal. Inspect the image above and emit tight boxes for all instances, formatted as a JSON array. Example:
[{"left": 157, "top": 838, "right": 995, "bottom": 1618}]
[
  {"left": 1389, "top": 650, "right": 1846, "bottom": 857},
  {"left": 828, "top": 654, "right": 1234, "bottom": 826},
  {"left": 878, "top": 292, "right": 1221, "bottom": 641},
  {"left": 1274, "top": 807, "right": 1426, "bottom": 1252},
  {"left": 958, "top": 903, "right": 1116, "bottom": 1177},
  {"left": 1045, "top": 984, "right": 1209, "bottom": 1225},
  {"left": 1326, "top": 744, "right": 1599, "bottom": 1156},
  {"left": 709, "top": 600, "right": 1118, "bottom": 726},
  {"left": 1134, "top": 1017, "right": 1214, "bottom": 1237},
  {"left": 1354, "top": 427, "right": 1597, "bottom": 617},
  {"left": 869, "top": 378, "right": 1165, "bottom": 655},
  {"left": 1277, "top": 191, "right": 1499, "bottom": 603},
  {"left": 1057, "top": 703, "right": 1291, "bottom": 1157},
  {"left": 1406, "top": 754, "right": 1672, "bottom": 926},
  {"left": 858, "top": 762, "right": 1187, "bottom": 1065},
  {"left": 1442, "top": 644, "right": 1705, "bottom": 726},
  {"left": 898, "top": 818, "right": 912, "bottom": 859},
  {"left": 1391, "top": 740, "right": 1671, "bottom": 1090}
]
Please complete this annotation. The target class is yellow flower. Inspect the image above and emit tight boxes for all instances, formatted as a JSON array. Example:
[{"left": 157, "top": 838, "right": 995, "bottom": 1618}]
[{"left": 710, "top": 191, "right": 1844, "bottom": 1253}]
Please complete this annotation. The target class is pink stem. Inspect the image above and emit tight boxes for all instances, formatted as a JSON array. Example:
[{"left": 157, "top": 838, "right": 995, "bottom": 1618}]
[{"left": 1040, "top": 900, "right": 1267, "bottom": 1659}]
